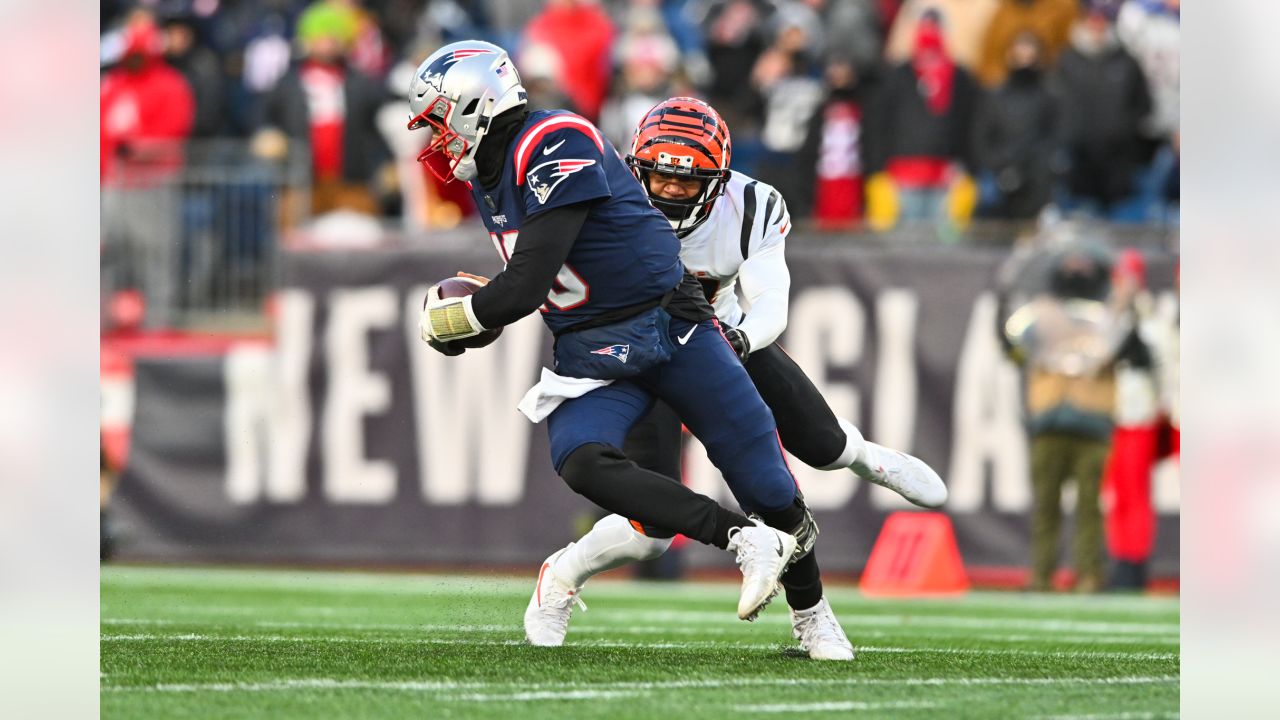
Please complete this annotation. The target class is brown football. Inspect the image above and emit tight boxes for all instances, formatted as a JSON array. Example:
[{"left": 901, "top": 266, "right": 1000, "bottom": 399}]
[{"left": 432, "top": 276, "right": 503, "bottom": 347}]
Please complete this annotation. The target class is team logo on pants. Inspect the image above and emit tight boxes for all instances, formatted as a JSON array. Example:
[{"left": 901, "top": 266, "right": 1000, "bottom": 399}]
[{"left": 590, "top": 344, "right": 630, "bottom": 364}]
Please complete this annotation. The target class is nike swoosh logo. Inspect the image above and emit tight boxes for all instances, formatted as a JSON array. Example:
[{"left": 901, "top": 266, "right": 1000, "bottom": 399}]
[
  {"left": 774, "top": 534, "right": 785, "bottom": 557},
  {"left": 677, "top": 326, "right": 696, "bottom": 345},
  {"left": 542, "top": 139, "right": 566, "bottom": 155}
]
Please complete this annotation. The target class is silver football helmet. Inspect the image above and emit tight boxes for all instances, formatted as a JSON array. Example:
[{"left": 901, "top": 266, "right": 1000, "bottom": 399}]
[{"left": 407, "top": 40, "right": 527, "bottom": 182}]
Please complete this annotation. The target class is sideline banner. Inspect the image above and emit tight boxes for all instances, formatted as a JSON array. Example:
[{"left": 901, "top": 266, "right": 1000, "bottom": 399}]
[{"left": 113, "top": 239, "right": 1180, "bottom": 575}]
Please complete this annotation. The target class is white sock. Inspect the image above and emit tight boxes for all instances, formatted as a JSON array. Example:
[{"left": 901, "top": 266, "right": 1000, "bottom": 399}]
[
  {"left": 816, "top": 417, "right": 866, "bottom": 471},
  {"left": 550, "top": 514, "right": 674, "bottom": 588}
]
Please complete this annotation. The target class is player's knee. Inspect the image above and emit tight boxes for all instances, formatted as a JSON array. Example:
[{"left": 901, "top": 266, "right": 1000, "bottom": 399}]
[
  {"left": 560, "top": 443, "right": 624, "bottom": 495},
  {"left": 634, "top": 533, "right": 674, "bottom": 561}
]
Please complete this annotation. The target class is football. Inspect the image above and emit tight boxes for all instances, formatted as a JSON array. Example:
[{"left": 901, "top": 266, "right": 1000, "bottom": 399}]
[{"left": 433, "top": 276, "right": 503, "bottom": 347}]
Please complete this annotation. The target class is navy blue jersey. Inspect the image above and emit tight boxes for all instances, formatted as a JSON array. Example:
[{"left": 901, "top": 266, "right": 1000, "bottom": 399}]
[{"left": 469, "top": 110, "right": 685, "bottom": 334}]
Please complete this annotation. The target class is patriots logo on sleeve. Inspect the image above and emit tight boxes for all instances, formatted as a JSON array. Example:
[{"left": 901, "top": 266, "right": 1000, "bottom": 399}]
[
  {"left": 525, "top": 159, "right": 597, "bottom": 205},
  {"left": 590, "top": 344, "right": 630, "bottom": 364}
]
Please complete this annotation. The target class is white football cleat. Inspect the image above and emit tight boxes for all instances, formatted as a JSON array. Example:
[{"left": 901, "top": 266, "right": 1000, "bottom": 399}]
[
  {"left": 852, "top": 441, "right": 948, "bottom": 509},
  {"left": 524, "top": 545, "right": 587, "bottom": 647},
  {"left": 727, "top": 519, "right": 798, "bottom": 622},
  {"left": 791, "top": 597, "right": 855, "bottom": 660}
]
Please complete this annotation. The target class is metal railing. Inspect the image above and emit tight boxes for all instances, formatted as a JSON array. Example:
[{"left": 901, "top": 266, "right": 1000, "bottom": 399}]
[{"left": 101, "top": 139, "right": 310, "bottom": 331}]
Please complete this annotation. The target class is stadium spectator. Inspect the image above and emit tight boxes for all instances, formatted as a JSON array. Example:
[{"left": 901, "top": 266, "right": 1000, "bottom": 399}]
[
  {"left": 1101, "top": 249, "right": 1161, "bottom": 591},
  {"left": 819, "top": 0, "right": 885, "bottom": 75},
  {"left": 159, "top": 7, "right": 227, "bottom": 138},
  {"left": 975, "top": 0, "right": 1079, "bottom": 88},
  {"left": 885, "top": 0, "right": 999, "bottom": 71},
  {"left": 333, "top": 0, "right": 392, "bottom": 81},
  {"left": 101, "top": 11, "right": 196, "bottom": 180},
  {"left": 972, "top": 30, "right": 1058, "bottom": 220},
  {"left": 1000, "top": 239, "right": 1125, "bottom": 593},
  {"left": 101, "top": 9, "right": 196, "bottom": 327},
  {"left": 865, "top": 9, "right": 978, "bottom": 226},
  {"left": 795, "top": 54, "right": 868, "bottom": 227},
  {"left": 1051, "top": 5, "right": 1151, "bottom": 216},
  {"left": 252, "top": 1, "right": 392, "bottom": 216},
  {"left": 1116, "top": 0, "right": 1179, "bottom": 220},
  {"left": 519, "top": 43, "right": 581, "bottom": 115},
  {"left": 1117, "top": 0, "right": 1179, "bottom": 148},
  {"left": 523, "top": 0, "right": 616, "bottom": 121},
  {"left": 701, "top": 0, "right": 773, "bottom": 130},
  {"left": 598, "top": 7, "right": 683, "bottom": 150},
  {"left": 750, "top": 4, "right": 827, "bottom": 203}
]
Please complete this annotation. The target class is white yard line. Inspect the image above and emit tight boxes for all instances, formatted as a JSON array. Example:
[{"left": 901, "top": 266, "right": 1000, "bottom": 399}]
[
  {"left": 100, "top": 632, "right": 1177, "bottom": 660},
  {"left": 100, "top": 617, "right": 1178, "bottom": 645},
  {"left": 101, "top": 611, "right": 1178, "bottom": 638},
  {"left": 101, "top": 569, "right": 1178, "bottom": 612},
  {"left": 1034, "top": 707, "right": 1172, "bottom": 712},
  {"left": 1034, "top": 714, "right": 1178, "bottom": 720},
  {"left": 613, "top": 610, "right": 1178, "bottom": 635},
  {"left": 102, "top": 674, "right": 1180, "bottom": 696},
  {"left": 739, "top": 700, "right": 940, "bottom": 713}
]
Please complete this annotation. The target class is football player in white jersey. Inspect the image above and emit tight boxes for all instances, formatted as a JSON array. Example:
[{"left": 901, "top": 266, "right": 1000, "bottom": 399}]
[{"left": 524, "top": 98, "right": 949, "bottom": 660}]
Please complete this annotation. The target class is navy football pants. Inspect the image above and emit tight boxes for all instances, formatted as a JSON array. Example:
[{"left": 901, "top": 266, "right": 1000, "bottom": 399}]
[{"left": 548, "top": 316, "right": 798, "bottom": 514}]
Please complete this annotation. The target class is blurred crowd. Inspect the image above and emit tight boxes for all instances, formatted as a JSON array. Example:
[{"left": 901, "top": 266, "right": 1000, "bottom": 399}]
[{"left": 101, "top": 0, "right": 1180, "bottom": 232}]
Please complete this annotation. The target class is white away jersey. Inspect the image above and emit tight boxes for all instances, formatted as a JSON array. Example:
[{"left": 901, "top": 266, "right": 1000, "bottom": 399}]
[{"left": 678, "top": 172, "right": 792, "bottom": 351}]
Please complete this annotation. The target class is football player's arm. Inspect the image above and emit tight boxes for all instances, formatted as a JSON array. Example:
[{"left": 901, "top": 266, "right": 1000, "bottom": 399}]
[
  {"left": 468, "top": 202, "right": 592, "bottom": 328},
  {"left": 732, "top": 197, "right": 792, "bottom": 357}
]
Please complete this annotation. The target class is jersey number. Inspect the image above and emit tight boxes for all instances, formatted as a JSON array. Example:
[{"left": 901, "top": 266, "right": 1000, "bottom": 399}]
[{"left": 490, "top": 231, "right": 590, "bottom": 311}]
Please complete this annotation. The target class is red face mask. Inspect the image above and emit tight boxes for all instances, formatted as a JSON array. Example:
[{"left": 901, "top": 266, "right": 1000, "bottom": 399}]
[{"left": 407, "top": 96, "right": 471, "bottom": 183}]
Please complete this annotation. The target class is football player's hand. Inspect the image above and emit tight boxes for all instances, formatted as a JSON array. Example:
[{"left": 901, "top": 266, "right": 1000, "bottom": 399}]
[
  {"left": 427, "top": 337, "right": 466, "bottom": 356},
  {"left": 723, "top": 327, "right": 751, "bottom": 363},
  {"left": 456, "top": 271, "right": 491, "bottom": 285},
  {"left": 421, "top": 286, "right": 485, "bottom": 343}
]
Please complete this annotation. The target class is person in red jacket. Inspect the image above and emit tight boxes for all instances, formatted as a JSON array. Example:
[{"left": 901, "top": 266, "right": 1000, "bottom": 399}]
[
  {"left": 101, "top": 10, "right": 194, "bottom": 328},
  {"left": 523, "top": 0, "right": 615, "bottom": 122},
  {"left": 1102, "top": 249, "right": 1160, "bottom": 590},
  {"left": 100, "top": 11, "right": 194, "bottom": 182}
]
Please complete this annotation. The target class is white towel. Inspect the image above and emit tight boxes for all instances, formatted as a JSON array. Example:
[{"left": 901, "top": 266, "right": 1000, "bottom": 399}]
[{"left": 517, "top": 367, "right": 613, "bottom": 423}]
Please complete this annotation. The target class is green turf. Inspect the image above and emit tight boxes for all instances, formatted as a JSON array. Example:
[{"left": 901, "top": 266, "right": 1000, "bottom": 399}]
[{"left": 101, "top": 566, "right": 1179, "bottom": 719}]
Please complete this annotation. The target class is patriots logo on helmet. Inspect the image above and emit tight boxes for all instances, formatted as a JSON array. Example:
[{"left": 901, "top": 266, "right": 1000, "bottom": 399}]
[
  {"left": 590, "top": 344, "right": 630, "bottom": 364},
  {"left": 526, "top": 159, "right": 596, "bottom": 205},
  {"left": 418, "top": 48, "right": 495, "bottom": 90}
]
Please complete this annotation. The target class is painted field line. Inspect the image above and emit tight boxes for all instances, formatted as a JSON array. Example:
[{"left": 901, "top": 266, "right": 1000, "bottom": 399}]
[
  {"left": 101, "top": 611, "right": 1178, "bottom": 638},
  {"left": 100, "top": 632, "right": 1177, "bottom": 660},
  {"left": 103, "top": 675, "right": 1180, "bottom": 695},
  {"left": 102, "top": 568, "right": 1176, "bottom": 606},
  {"left": 616, "top": 610, "right": 1178, "bottom": 635},
  {"left": 1034, "top": 707, "right": 1172, "bottom": 712},
  {"left": 739, "top": 700, "right": 939, "bottom": 713},
  {"left": 100, "top": 616, "right": 1177, "bottom": 646}
]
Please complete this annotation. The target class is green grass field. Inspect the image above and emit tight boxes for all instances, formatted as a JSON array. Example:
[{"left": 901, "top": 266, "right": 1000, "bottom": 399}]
[{"left": 101, "top": 566, "right": 1179, "bottom": 719}]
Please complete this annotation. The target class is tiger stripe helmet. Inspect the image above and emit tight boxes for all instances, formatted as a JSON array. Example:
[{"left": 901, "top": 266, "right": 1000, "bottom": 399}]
[{"left": 625, "top": 97, "right": 732, "bottom": 237}]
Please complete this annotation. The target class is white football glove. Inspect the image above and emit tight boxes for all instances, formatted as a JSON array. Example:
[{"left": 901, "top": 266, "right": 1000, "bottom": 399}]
[{"left": 420, "top": 286, "right": 486, "bottom": 343}]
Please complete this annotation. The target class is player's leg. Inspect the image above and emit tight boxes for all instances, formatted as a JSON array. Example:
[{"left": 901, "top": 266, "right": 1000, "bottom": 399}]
[
  {"left": 701, "top": 342, "right": 852, "bottom": 658},
  {"left": 1030, "top": 433, "right": 1069, "bottom": 591},
  {"left": 1071, "top": 436, "right": 1109, "bottom": 593},
  {"left": 647, "top": 318, "right": 803, "bottom": 621},
  {"left": 547, "top": 382, "right": 750, "bottom": 545},
  {"left": 544, "top": 400, "right": 683, "bottom": 594},
  {"left": 746, "top": 343, "right": 948, "bottom": 508},
  {"left": 534, "top": 381, "right": 789, "bottom": 639}
]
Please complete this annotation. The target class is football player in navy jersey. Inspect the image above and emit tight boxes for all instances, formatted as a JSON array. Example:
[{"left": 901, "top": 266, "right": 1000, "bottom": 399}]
[
  {"left": 528, "top": 98, "right": 949, "bottom": 660},
  {"left": 408, "top": 41, "right": 816, "bottom": 630}
]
